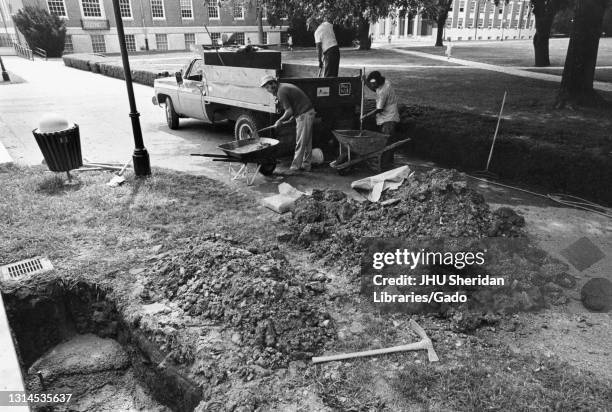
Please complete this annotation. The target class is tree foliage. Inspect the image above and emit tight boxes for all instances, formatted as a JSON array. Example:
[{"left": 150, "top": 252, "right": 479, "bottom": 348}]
[{"left": 12, "top": 6, "right": 66, "bottom": 57}]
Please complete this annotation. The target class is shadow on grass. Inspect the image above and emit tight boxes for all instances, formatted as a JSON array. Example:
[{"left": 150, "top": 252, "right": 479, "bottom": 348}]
[{"left": 36, "top": 174, "right": 83, "bottom": 195}]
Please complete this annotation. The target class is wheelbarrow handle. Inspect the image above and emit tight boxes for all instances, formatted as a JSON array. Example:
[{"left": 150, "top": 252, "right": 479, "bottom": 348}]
[
  {"left": 191, "top": 153, "right": 229, "bottom": 158},
  {"left": 257, "top": 119, "right": 294, "bottom": 133}
]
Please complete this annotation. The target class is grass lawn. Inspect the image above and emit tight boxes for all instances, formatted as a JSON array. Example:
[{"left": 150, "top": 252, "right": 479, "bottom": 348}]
[
  {"left": 405, "top": 37, "right": 612, "bottom": 67},
  {"left": 384, "top": 67, "right": 612, "bottom": 151},
  {"left": 2, "top": 164, "right": 612, "bottom": 410}
]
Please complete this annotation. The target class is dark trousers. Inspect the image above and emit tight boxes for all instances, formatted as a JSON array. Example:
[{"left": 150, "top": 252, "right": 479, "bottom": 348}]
[
  {"left": 380, "top": 121, "right": 398, "bottom": 170},
  {"left": 323, "top": 46, "right": 340, "bottom": 77}
]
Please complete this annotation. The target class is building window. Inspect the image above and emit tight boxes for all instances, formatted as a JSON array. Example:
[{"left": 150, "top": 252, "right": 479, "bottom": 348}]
[
  {"left": 91, "top": 34, "right": 106, "bottom": 53},
  {"left": 81, "top": 0, "right": 104, "bottom": 18},
  {"left": 234, "top": 32, "right": 244, "bottom": 45},
  {"left": 499, "top": 8, "right": 503, "bottom": 14},
  {"left": 180, "top": 0, "right": 193, "bottom": 18},
  {"left": 125, "top": 34, "right": 136, "bottom": 51},
  {"left": 47, "top": 0, "right": 67, "bottom": 17},
  {"left": 233, "top": 0, "right": 244, "bottom": 19},
  {"left": 119, "top": 0, "right": 132, "bottom": 18},
  {"left": 156, "top": 33, "right": 168, "bottom": 50},
  {"left": 469, "top": 1, "right": 475, "bottom": 12},
  {"left": 457, "top": 18, "right": 463, "bottom": 28},
  {"left": 208, "top": 0, "right": 219, "bottom": 19},
  {"left": 262, "top": 31, "right": 267, "bottom": 44},
  {"left": 280, "top": 31, "right": 289, "bottom": 45},
  {"left": 63, "top": 35, "right": 73, "bottom": 53},
  {"left": 209, "top": 32, "right": 220, "bottom": 44},
  {"left": 151, "top": 0, "right": 164, "bottom": 19},
  {"left": 478, "top": 18, "right": 483, "bottom": 28},
  {"left": 445, "top": 18, "right": 452, "bottom": 28},
  {"left": 184, "top": 33, "right": 195, "bottom": 49},
  {"left": 467, "top": 18, "right": 473, "bottom": 28},
  {"left": 459, "top": 1, "right": 465, "bottom": 12}
]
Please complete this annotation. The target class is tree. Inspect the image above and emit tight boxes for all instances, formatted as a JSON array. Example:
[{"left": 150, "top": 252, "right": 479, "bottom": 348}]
[
  {"left": 556, "top": 0, "right": 610, "bottom": 108},
  {"left": 531, "top": 1, "right": 571, "bottom": 66},
  {"left": 12, "top": 6, "right": 66, "bottom": 57},
  {"left": 403, "top": 0, "right": 453, "bottom": 47},
  {"left": 265, "top": 0, "right": 397, "bottom": 50}
]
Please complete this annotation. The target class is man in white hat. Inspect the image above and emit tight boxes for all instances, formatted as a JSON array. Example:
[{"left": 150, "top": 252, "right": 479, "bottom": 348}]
[{"left": 260, "top": 75, "right": 316, "bottom": 173}]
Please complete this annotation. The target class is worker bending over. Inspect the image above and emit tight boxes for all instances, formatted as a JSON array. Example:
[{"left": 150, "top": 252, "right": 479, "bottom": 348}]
[
  {"left": 260, "top": 75, "right": 316, "bottom": 173},
  {"left": 307, "top": 17, "right": 340, "bottom": 77}
]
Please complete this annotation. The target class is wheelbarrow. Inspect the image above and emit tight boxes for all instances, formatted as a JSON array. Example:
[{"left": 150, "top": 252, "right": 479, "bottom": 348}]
[
  {"left": 191, "top": 137, "right": 279, "bottom": 185},
  {"left": 330, "top": 130, "right": 411, "bottom": 175}
]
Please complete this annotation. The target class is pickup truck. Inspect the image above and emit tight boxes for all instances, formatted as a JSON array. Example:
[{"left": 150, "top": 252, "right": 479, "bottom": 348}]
[{"left": 152, "top": 47, "right": 362, "bottom": 153}]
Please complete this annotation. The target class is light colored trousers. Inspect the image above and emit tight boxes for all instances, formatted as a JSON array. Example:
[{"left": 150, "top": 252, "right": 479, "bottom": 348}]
[{"left": 291, "top": 109, "right": 316, "bottom": 170}]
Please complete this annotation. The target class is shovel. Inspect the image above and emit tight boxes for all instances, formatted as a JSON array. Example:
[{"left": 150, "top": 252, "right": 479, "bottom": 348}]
[
  {"left": 107, "top": 159, "right": 131, "bottom": 187},
  {"left": 257, "top": 119, "right": 294, "bottom": 134}
]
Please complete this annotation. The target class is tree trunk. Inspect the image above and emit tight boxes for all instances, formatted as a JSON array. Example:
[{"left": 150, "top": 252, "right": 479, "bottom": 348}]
[
  {"left": 435, "top": 11, "right": 449, "bottom": 47},
  {"left": 556, "top": 0, "right": 608, "bottom": 108},
  {"left": 533, "top": 12, "right": 554, "bottom": 66},
  {"left": 257, "top": 5, "right": 264, "bottom": 44},
  {"left": 358, "top": 16, "right": 371, "bottom": 50}
]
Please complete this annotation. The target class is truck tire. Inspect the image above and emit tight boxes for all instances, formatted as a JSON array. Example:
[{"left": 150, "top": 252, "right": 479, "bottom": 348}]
[
  {"left": 234, "top": 112, "right": 265, "bottom": 141},
  {"left": 165, "top": 98, "right": 179, "bottom": 130}
]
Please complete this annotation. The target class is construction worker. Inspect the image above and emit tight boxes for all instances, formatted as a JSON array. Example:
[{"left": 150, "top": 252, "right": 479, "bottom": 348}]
[
  {"left": 260, "top": 75, "right": 316, "bottom": 173},
  {"left": 307, "top": 17, "right": 340, "bottom": 77}
]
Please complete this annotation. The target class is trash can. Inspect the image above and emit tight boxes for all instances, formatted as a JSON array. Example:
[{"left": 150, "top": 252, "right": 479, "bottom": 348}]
[{"left": 32, "top": 123, "right": 83, "bottom": 172}]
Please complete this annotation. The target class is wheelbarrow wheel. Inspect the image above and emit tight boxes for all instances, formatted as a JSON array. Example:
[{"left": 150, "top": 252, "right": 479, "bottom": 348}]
[{"left": 259, "top": 159, "right": 276, "bottom": 176}]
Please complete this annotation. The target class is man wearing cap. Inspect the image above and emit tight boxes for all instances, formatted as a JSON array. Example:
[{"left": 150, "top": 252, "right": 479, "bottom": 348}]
[
  {"left": 363, "top": 70, "right": 400, "bottom": 168},
  {"left": 307, "top": 17, "right": 340, "bottom": 77},
  {"left": 260, "top": 75, "right": 316, "bottom": 173}
]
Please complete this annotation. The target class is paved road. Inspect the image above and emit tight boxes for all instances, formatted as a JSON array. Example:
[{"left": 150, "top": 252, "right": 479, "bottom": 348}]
[{"left": 0, "top": 56, "right": 232, "bottom": 178}]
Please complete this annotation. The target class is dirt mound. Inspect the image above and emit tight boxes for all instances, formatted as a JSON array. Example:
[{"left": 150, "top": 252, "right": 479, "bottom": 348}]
[
  {"left": 284, "top": 169, "right": 524, "bottom": 267},
  {"left": 141, "top": 236, "right": 334, "bottom": 368}
]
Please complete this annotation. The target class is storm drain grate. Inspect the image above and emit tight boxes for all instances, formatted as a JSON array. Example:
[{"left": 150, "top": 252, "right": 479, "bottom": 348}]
[{"left": 0, "top": 257, "right": 54, "bottom": 281}]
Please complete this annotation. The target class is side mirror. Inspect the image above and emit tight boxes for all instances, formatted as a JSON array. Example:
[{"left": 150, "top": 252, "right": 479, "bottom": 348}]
[{"left": 175, "top": 71, "right": 183, "bottom": 85}]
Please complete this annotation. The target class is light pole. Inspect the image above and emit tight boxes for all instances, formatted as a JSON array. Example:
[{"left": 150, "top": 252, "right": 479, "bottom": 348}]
[{"left": 111, "top": 0, "right": 151, "bottom": 176}]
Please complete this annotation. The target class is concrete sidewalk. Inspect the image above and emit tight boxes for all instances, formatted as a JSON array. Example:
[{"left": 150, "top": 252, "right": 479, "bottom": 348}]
[{"left": 391, "top": 48, "right": 612, "bottom": 92}]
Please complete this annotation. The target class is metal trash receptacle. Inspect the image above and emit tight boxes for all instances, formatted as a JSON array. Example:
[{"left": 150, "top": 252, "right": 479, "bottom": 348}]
[{"left": 32, "top": 124, "right": 83, "bottom": 172}]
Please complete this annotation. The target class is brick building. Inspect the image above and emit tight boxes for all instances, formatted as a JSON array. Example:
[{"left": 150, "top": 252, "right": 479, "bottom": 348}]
[
  {"left": 373, "top": 0, "right": 536, "bottom": 42},
  {"left": 0, "top": 0, "right": 288, "bottom": 53}
]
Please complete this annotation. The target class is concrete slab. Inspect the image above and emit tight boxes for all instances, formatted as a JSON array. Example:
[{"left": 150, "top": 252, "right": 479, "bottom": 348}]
[
  {"left": 0, "top": 293, "right": 29, "bottom": 412},
  {"left": 0, "top": 140, "right": 12, "bottom": 164}
]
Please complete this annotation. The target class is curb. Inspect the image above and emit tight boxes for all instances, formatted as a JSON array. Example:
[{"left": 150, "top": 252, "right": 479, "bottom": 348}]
[{"left": 0, "top": 140, "right": 13, "bottom": 165}]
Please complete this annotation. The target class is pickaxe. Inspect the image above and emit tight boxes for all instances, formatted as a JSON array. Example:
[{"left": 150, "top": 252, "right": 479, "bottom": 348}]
[{"left": 312, "top": 319, "right": 439, "bottom": 364}]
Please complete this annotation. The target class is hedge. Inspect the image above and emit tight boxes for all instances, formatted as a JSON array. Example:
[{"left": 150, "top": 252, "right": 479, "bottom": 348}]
[{"left": 62, "top": 54, "right": 170, "bottom": 86}]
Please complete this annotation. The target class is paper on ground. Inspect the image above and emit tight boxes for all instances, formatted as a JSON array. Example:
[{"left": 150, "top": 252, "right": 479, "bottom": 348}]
[
  {"left": 262, "top": 183, "right": 309, "bottom": 213},
  {"left": 351, "top": 166, "right": 411, "bottom": 202}
]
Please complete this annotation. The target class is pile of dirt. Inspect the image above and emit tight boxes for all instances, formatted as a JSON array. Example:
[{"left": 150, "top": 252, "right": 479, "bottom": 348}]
[
  {"left": 283, "top": 169, "right": 525, "bottom": 267},
  {"left": 141, "top": 236, "right": 335, "bottom": 368},
  {"left": 281, "top": 169, "right": 578, "bottom": 315}
]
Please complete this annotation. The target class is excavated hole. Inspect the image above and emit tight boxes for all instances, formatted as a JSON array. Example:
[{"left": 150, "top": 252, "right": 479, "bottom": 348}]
[{"left": 2, "top": 279, "right": 202, "bottom": 411}]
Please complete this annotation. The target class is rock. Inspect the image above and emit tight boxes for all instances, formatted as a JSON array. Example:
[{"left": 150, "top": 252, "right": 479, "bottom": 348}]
[
  {"left": 581, "top": 278, "right": 612, "bottom": 311},
  {"left": 553, "top": 272, "right": 577, "bottom": 289},
  {"left": 231, "top": 333, "right": 242, "bottom": 345},
  {"left": 297, "top": 223, "right": 326, "bottom": 245}
]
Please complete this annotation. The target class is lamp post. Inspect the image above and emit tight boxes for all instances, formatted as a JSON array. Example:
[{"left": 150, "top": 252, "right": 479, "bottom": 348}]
[
  {"left": 0, "top": 56, "right": 10, "bottom": 81},
  {"left": 111, "top": 0, "right": 151, "bottom": 176}
]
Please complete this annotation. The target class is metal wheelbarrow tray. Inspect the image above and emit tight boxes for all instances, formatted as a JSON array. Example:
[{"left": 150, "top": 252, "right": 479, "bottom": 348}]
[
  {"left": 191, "top": 137, "right": 279, "bottom": 185},
  {"left": 331, "top": 130, "right": 411, "bottom": 174}
]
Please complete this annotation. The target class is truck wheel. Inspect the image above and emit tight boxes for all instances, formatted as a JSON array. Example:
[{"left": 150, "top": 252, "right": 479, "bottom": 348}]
[
  {"left": 234, "top": 113, "right": 265, "bottom": 140},
  {"left": 165, "top": 98, "right": 179, "bottom": 130}
]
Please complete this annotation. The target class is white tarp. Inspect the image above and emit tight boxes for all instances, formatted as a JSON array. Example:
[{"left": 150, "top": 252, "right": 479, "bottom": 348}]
[{"left": 351, "top": 166, "right": 412, "bottom": 202}]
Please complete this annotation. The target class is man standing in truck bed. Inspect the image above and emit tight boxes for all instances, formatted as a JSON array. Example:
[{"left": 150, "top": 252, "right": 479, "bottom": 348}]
[
  {"left": 260, "top": 74, "right": 316, "bottom": 173},
  {"left": 308, "top": 17, "right": 340, "bottom": 77}
]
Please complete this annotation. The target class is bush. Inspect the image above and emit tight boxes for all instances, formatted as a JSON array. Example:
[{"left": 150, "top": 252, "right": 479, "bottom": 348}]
[{"left": 12, "top": 6, "right": 66, "bottom": 57}]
